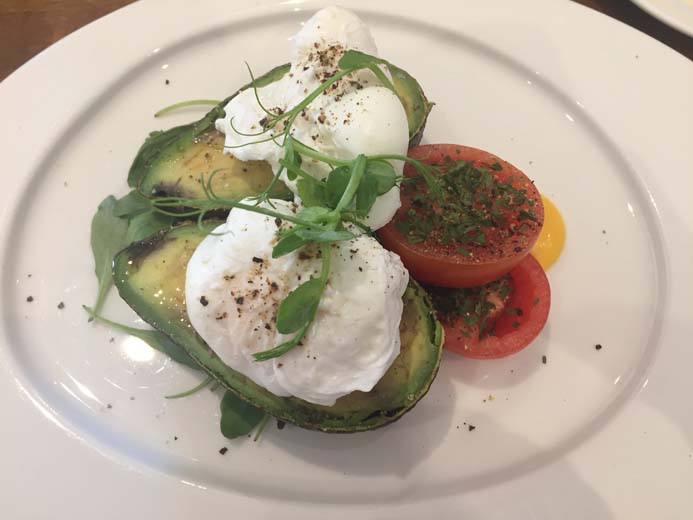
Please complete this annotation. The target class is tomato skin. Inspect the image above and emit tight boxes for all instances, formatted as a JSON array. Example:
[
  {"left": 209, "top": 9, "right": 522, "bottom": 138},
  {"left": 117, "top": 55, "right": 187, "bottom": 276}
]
[
  {"left": 441, "top": 255, "right": 550, "bottom": 359},
  {"left": 378, "top": 144, "right": 544, "bottom": 288}
]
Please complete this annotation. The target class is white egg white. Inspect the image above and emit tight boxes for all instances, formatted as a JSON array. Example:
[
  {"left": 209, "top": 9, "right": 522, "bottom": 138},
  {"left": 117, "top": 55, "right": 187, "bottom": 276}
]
[
  {"left": 215, "top": 6, "right": 409, "bottom": 230},
  {"left": 185, "top": 199, "right": 409, "bottom": 406}
]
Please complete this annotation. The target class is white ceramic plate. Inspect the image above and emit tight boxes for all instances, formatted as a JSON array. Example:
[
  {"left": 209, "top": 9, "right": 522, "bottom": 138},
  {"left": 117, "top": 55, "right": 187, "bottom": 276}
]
[
  {"left": 630, "top": 0, "right": 693, "bottom": 37},
  {"left": 1, "top": 1, "right": 692, "bottom": 517}
]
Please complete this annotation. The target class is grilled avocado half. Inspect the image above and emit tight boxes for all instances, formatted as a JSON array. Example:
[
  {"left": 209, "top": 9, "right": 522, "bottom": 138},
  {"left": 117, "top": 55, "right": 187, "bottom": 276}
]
[
  {"left": 112, "top": 222, "right": 443, "bottom": 432},
  {"left": 128, "top": 62, "right": 432, "bottom": 202}
]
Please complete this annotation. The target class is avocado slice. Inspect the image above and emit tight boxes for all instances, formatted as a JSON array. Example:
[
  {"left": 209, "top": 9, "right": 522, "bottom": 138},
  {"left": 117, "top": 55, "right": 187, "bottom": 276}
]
[
  {"left": 136, "top": 129, "right": 291, "bottom": 200},
  {"left": 129, "top": 61, "right": 432, "bottom": 202},
  {"left": 129, "top": 64, "right": 292, "bottom": 199},
  {"left": 386, "top": 62, "right": 433, "bottom": 146},
  {"left": 112, "top": 222, "right": 443, "bottom": 432}
]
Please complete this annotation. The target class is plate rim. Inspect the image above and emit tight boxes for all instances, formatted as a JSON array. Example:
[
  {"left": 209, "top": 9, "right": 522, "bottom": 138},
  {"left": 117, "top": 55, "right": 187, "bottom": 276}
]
[{"left": 1, "top": 0, "right": 692, "bottom": 517}]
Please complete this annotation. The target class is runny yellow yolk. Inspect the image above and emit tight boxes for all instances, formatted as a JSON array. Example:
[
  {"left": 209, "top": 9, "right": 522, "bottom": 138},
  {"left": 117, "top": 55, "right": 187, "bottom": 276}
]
[{"left": 531, "top": 195, "right": 565, "bottom": 269}]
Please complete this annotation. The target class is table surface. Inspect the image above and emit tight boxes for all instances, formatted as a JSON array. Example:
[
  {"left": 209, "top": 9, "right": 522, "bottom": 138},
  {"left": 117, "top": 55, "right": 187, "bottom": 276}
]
[{"left": 0, "top": 0, "right": 691, "bottom": 83}]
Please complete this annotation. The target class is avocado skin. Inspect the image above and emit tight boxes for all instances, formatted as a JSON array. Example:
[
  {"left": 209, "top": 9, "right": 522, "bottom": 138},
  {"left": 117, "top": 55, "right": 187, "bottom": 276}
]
[
  {"left": 127, "top": 63, "right": 291, "bottom": 195},
  {"left": 113, "top": 223, "right": 443, "bottom": 433},
  {"left": 386, "top": 62, "right": 433, "bottom": 147},
  {"left": 128, "top": 61, "right": 432, "bottom": 198},
  {"left": 137, "top": 129, "right": 292, "bottom": 202}
]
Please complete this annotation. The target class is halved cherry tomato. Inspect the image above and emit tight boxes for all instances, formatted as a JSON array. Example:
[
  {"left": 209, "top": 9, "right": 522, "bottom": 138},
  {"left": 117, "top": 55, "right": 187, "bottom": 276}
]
[
  {"left": 379, "top": 144, "right": 544, "bottom": 287},
  {"left": 431, "top": 255, "right": 550, "bottom": 359}
]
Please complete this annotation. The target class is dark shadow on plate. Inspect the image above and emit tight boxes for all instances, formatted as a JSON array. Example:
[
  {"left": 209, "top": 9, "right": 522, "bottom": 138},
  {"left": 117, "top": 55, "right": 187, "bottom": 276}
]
[{"left": 267, "top": 372, "right": 456, "bottom": 479}]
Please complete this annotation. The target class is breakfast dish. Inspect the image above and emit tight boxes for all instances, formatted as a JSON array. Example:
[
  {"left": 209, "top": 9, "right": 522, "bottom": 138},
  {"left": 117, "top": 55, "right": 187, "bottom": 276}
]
[
  {"left": 89, "top": 6, "right": 563, "bottom": 436},
  {"left": 3, "top": 1, "right": 690, "bottom": 517}
]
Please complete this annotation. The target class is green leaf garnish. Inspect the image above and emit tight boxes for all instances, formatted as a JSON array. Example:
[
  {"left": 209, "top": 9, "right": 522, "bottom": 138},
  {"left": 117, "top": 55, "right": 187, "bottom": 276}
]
[
  {"left": 294, "top": 229, "right": 356, "bottom": 242},
  {"left": 165, "top": 376, "right": 214, "bottom": 399},
  {"left": 355, "top": 172, "right": 378, "bottom": 217},
  {"left": 83, "top": 306, "right": 201, "bottom": 370},
  {"left": 275, "top": 278, "right": 323, "bottom": 334},
  {"left": 365, "top": 160, "right": 397, "bottom": 195},
  {"left": 337, "top": 49, "right": 387, "bottom": 70},
  {"left": 325, "top": 166, "right": 351, "bottom": 208},
  {"left": 146, "top": 53, "right": 445, "bottom": 362},
  {"left": 272, "top": 231, "right": 307, "bottom": 258},
  {"left": 125, "top": 211, "right": 174, "bottom": 244},
  {"left": 337, "top": 50, "right": 396, "bottom": 93},
  {"left": 219, "top": 391, "right": 266, "bottom": 439},
  {"left": 296, "top": 178, "right": 326, "bottom": 208},
  {"left": 90, "top": 196, "right": 129, "bottom": 316},
  {"left": 334, "top": 155, "right": 367, "bottom": 212},
  {"left": 295, "top": 206, "right": 331, "bottom": 223},
  {"left": 113, "top": 190, "right": 151, "bottom": 218},
  {"left": 252, "top": 329, "right": 307, "bottom": 362},
  {"left": 253, "top": 414, "right": 271, "bottom": 442}
]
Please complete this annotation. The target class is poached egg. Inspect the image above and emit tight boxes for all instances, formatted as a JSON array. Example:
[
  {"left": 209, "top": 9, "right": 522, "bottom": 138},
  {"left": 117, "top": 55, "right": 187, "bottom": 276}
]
[
  {"left": 185, "top": 200, "right": 409, "bottom": 406},
  {"left": 215, "top": 6, "right": 409, "bottom": 230}
]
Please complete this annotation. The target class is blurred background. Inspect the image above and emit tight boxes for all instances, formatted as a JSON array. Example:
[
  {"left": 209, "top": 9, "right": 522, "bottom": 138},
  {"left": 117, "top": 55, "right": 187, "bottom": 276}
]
[{"left": 0, "top": 0, "right": 691, "bottom": 82}]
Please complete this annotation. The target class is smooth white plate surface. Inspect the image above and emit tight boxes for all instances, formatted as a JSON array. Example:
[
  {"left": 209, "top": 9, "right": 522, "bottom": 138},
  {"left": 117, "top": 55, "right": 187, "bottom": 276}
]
[
  {"left": 631, "top": 0, "right": 693, "bottom": 36},
  {"left": 1, "top": 1, "right": 692, "bottom": 518}
]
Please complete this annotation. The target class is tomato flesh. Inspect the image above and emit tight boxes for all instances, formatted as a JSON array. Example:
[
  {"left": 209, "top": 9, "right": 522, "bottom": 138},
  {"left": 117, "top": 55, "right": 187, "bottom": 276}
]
[
  {"left": 434, "top": 255, "right": 550, "bottom": 359},
  {"left": 378, "top": 144, "right": 544, "bottom": 288}
]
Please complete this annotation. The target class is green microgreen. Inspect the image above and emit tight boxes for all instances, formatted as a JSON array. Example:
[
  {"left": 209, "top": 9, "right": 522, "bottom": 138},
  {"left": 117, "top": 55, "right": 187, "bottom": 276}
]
[
  {"left": 165, "top": 376, "right": 214, "bottom": 399},
  {"left": 84, "top": 305, "right": 266, "bottom": 438},
  {"left": 325, "top": 166, "right": 351, "bottom": 207},
  {"left": 222, "top": 133, "right": 282, "bottom": 150},
  {"left": 244, "top": 61, "right": 277, "bottom": 118},
  {"left": 291, "top": 139, "right": 350, "bottom": 167},
  {"left": 83, "top": 306, "right": 201, "bottom": 370},
  {"left": 88, "top": 191, "right": 178, "bottom": 317},
  {"left": 295, "top": 178, "right": 326, "bottom": 207},
  {"left": 253, "top": 414, "right": 271, "bottom": 442},
  {"left": 364, "top": 160, "right": 397, "bottom": 195},
  {"left": 253, "top": 241, "right": 330, "bottom": 361},
  {"left": 147, "top": 50, "right": 444, "bottom": 361},
  {"left": 90, "top": 196, "right": 129, "bottom": 317},
  {"left": 295, "top": 229, "right": 356, "bottom": 242},
  {"left": 275, "top": 277, "right": 324, "bottom": 334},
  {"left": 272, "top": 231, "right": 308, "bottom": 258},
  {"left": 336, "top": 49, "right": 387, "bottom": 70},
  {"left": 228, "top": 116, "right": 269, "bottom": 138},
  {"left": 355, "top": 172, "right": 378, "bottom": 217},
  {"left": 219, "top": 391, "right": 266, "bottom": 439},
  {"left": 112, "top": 190, "right": 151, "bottom": 218},
  {"left": 369, "top": 153, "right": 442, "bottom": 199},
  {"left": 336, "top": 50, "right": 397, "bottom": 92},
  {"left": 125, "top": 211, "right": 175, "bottom": 244}
]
